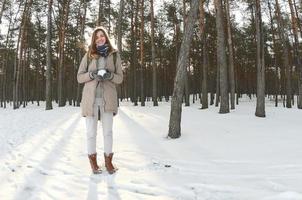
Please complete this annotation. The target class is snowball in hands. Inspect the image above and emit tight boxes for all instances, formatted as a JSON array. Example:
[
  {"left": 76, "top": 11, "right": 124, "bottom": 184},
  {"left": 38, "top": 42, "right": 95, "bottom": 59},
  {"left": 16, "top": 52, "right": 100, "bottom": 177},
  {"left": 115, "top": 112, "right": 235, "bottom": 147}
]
[{"left": 97, "top": 69, "right": 107, "bottom": 77}]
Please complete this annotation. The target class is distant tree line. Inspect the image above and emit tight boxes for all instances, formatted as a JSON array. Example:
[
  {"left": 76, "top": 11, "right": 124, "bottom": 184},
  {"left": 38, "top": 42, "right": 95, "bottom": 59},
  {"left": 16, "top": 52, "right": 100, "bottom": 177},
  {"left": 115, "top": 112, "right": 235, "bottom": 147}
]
[{"left": 0, "top": 0, "right": 301, "bottom": 127}]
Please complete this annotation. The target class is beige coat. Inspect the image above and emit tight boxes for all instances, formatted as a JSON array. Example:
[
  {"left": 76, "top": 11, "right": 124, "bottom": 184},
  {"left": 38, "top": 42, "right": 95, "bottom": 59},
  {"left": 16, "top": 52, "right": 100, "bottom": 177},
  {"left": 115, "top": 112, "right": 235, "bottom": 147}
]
[{"left": 77, "top": 50, "right": 123, "bottom": 117}]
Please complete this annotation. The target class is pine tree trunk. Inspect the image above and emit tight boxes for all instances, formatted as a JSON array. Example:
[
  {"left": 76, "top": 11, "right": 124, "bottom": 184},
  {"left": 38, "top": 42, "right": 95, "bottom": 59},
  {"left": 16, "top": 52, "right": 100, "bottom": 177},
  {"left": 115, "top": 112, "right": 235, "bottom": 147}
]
[
  {"left": 117, "top": 0, "right": 124, "bottom": 52},
  {"left": 168, "top": 0, "right": 200, "bottom": 139},
  {"left": 22, "top": 46, "right": 26, "bottom": 107},
  {"left": 13, "top": 38, "right": 19, "bottom": 109},
  {"left": 36, "top": 18, "right": 43, "bottom": 106},
  {"left": 255, "top": 0, "right": 266, "bottom": 117},
  {"left": 14, "top": 16, "right": 23, "bottom": 109},
  {"left": 13, "top": 0, "right": 33, "bottom": 109},
  {"left": 2, "top": 13, "right": 12, "bottom": 108},
  {"left": 215, "top": 64, "right": 220, "bottom": 107},
  {"left": 293, "top": 0, "right": 302, "bottom": 36},
  {"left": 150, "top": 0, "right": 158, "bottom": 106},
  {"left": 214, "top": 0, "right": 229, "bottom": 113},
  {"left": 108, "top": 0, "right": 111, "bottom": 34},
  {"left": 267, "top": 0, "right": 279, "bottom": 107},
  {"left": 288, "top": 0, "right": 302, "bottom": 108},
  {"left": 198, "top": 0, "right": 208, "bottom": 109},
  {"left": 76, "top": 0, "right": 87, "bottom": 107},
  {"left": 183, "top": 0, "right": 190, "bottom": 107},
  {"left": 3, "top": 52, "right": 8, "bottom": 108},
  {"left": 275, "top": 0, "right": 292, "bottom": 108},
  {"left": 116, "top": 0, "right": 124, "bottom": 106},
  {"left": 201, "top": 36, "right": 209, "bottom": 109},
  {"left": 225, "top": 0, "right": 235, "bottom": 110},
  {"left": 140, "top": 0, "right": 145, "bottom": 106},
  {"left": 58, "top": 0, "right": 71, "bottom": 107},
  {"left": 130, "top": 0, "right": 138, "bottom": 106},
  {"left": 46, "top": 0, "right": 53, "bottom": 110}
]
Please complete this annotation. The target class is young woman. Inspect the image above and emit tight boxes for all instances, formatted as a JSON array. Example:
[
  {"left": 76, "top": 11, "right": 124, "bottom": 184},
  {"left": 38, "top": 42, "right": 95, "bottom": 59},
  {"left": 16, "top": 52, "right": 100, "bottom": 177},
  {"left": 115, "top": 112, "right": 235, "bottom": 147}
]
[{"left": 77, "top": 27, "right": 123, "bottom": 174}]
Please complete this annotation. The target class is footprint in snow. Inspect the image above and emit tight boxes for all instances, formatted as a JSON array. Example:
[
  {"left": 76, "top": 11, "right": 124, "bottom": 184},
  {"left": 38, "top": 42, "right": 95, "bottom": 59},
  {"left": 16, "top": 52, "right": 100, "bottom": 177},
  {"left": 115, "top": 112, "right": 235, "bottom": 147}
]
[{"left": 39, "top": 169, "right": 49, "bottom": 176}]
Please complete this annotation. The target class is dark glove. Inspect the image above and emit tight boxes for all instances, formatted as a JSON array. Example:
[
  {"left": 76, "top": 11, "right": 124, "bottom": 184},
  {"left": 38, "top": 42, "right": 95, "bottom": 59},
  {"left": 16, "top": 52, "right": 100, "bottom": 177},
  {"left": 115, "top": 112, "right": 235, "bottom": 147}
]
[
  {"left": 102, "top": 69, "right": 113, "bottom": 80},
  {"left": 89, "top": 70, "right": 103, "bottom": 81}
]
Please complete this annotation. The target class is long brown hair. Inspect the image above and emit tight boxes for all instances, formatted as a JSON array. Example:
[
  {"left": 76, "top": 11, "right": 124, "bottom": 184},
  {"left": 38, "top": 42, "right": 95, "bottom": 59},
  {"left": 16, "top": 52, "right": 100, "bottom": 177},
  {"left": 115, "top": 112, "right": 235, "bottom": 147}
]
[{"left": 88, "top": 27, "right": 116, "bottom": 59}]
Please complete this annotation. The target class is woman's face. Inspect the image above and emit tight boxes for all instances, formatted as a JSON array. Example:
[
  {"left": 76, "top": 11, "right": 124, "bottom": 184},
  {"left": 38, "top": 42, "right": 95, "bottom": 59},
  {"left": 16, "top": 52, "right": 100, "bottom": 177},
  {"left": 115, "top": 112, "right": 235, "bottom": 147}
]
[{"left": 95, "top": 30, "right": 106, "bottom": 46}]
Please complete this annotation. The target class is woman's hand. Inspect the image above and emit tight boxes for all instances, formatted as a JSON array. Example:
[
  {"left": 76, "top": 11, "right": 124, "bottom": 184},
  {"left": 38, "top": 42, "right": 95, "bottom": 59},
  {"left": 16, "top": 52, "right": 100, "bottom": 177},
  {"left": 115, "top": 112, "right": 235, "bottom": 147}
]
[
  {"left": 89, "top": 70, "right": 103, "bottom": 81},
  {"left": 97, "top": 69, "right": 113, "bottom": 81},
  {"left": 102, "top": 69, "right": 113, "bottom": 80}
]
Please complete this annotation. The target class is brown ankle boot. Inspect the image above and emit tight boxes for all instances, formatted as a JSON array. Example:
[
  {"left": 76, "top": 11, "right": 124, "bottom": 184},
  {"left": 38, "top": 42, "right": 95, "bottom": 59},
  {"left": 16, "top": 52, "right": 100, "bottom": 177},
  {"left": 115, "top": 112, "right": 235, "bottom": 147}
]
[
  {"left": 104, "top": 153, "right": 118, "bottom": 174},
  {"left": 88, "top": 153, "right": 102, "bottom": 174}
]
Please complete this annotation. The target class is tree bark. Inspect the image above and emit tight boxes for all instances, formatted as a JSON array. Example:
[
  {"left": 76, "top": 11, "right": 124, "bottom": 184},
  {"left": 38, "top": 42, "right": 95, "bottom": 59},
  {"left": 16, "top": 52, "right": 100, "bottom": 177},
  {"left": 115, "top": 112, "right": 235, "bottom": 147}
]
[
  {"left": 198, "top": 0, "right": 208, "bottom": 109},
  {"left": 46, "top": 0, "right": 53, "bottom": 110},
  {"left": 267, "top": 0, "right": 279, "bottom": 107},
  {"left": 201, "top": 37, "right": 209, "bottom": 109},
  {"left": 255, "top": 0, "right": 266, "bottom": 117},
  {"left": 13, "top": 0, "right": 33, "bottom": 109},
  {"left": 57, "top": 0, "right": 71, "bottom": 107},
  {"left": 76, "top": 0, "right": 87, "bottom": 107},
  {"left": 288, "top": 0, "right": 302, "bottom": 108},
  {"left": 151, "top": 0, "right": 158, "bottom": 106},
  {"left": 275, "top": 0, "right": 292, "bottom": 108},
  {"left": 225, "top": 0, "right": 235, "bottom": 110},
  {"left": 2, "top": 17, "right": 12, "bottom": 108},
  {"left": 116, "top": 0, "right": 124, "bottom": 106},
  {"left": 215, "top": 63, "right": 220, "bottom": 107},
  {"left": 117, "top": 0, "right": 124, "bottom": 52},
  {"left": 293, "top": 0, "right": 302, "bottom": 37},
  {"left": 214, "top": 0, "right": 229, "bottom": 113},
  {"left": 36, "top": 17, "right": 42, "bottom": 106},
  {"left": 168, "top": 0, "right": 200, "bottom": 139},
  {"left": 183, "top": 0, "right": 190, "bottom": 107},
  {"left": 131, "top": 0, "right": 138, "bottom": 106},
  {"left": 140, "top": 0, "right": 145, "bottom": 106},
  {"left": 130, "top": 0, "right": 135, "bottom": 105}
]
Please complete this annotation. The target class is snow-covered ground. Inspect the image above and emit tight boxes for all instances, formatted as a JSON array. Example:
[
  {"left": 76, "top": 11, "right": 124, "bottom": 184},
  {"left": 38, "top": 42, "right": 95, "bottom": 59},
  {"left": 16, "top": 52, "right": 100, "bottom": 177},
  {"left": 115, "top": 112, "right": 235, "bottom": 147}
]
[{"left": 0, "top": 96, "right": 302, "bottom": 200}]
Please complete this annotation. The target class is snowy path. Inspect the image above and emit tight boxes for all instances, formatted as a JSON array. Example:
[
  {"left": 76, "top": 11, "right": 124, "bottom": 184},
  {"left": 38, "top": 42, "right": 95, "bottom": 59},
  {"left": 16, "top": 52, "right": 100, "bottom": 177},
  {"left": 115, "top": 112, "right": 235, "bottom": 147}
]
[{"left": 1, "top": 98, "right": 302, "bottom": 200}]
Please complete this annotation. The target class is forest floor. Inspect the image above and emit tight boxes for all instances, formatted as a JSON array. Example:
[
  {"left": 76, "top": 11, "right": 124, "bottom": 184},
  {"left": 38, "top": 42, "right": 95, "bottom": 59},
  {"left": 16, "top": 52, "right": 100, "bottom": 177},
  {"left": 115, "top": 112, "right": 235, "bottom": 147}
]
[{"left": 1, "top": 96, "right": 302, "bottom": 200}]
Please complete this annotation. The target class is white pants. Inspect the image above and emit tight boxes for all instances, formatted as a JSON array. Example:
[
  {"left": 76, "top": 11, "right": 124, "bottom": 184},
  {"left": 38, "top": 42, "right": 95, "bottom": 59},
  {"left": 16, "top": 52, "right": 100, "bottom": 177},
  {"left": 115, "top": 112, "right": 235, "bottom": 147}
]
[{"left": 85, "top": 98, "right": 114, "bottom": 155}]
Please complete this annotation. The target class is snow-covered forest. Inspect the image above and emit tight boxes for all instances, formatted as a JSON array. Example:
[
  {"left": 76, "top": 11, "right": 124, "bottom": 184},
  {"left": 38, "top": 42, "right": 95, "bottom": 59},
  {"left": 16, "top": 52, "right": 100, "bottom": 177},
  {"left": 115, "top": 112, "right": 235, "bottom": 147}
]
[{"left": 0, "top": 0, "right": 302, "bottom": 199}]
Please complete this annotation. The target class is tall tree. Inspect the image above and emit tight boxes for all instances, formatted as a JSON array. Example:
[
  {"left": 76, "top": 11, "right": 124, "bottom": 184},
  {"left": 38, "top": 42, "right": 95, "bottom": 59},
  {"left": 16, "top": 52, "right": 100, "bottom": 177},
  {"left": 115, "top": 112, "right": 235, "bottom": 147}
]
[
  {"left": 183, "top": 0, "right": 190, "bottom": 107},
  {"left": 275, "top": 0, "right": 292, "bottom": 108},
  {"left": 76, "top": 0, "right": 88, "bottom": 106},
  {"left": 293, "top": 0, "right": 302, "bottom": 36},
  {"left": 116, "top": 0, "right": 124, "bottom": 106},
  {"left": 117, "top": 0, "right": 124, "bottom": 52},
  {"left": 288, "top": 0, "right": 302, "bottom": 109},
  {"left": 13, "top": 0, "right": 33, "bottom": 109},
  {"left": 168, "top": 0, "right": 200, "bottom": 139},
  {"left": 198, "top": 0, "right": 208, "bottom": 109},
  {"left": 1, "top": 3, "right": 13, "bottom": 108},
  {"left": 225, "top": 0, "right": 235, "bottom": 110},
  {"left": 151, "top": 0, "right": 158, "bottom": 106},
  {"left": 140, "top": 0, "right": 145, "bottom": 106},
  {"left": 46, "top": 0, "right": 53, "bottom": 110},
  {"left": 57, "top": 0, "right": 71, "bottom": 107},
  {"left": 255, "top": 0, "right": 265, "bottom": 117},
  {"left": 130, "top": 0, "right": 138, "bottom": 106},
  {"left": 214, "top": 0, "right": 229, "bottom": 113},
  {"left": 267, "top": 0, "right": 279, "bottom": 107}
]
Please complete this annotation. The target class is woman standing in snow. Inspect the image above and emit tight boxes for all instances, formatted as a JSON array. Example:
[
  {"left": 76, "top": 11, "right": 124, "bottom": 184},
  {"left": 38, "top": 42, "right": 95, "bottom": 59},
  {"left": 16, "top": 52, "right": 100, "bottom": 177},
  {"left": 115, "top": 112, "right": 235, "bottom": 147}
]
[{"left": 77, "top": 27, "right": 123, "bottom": 174}]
